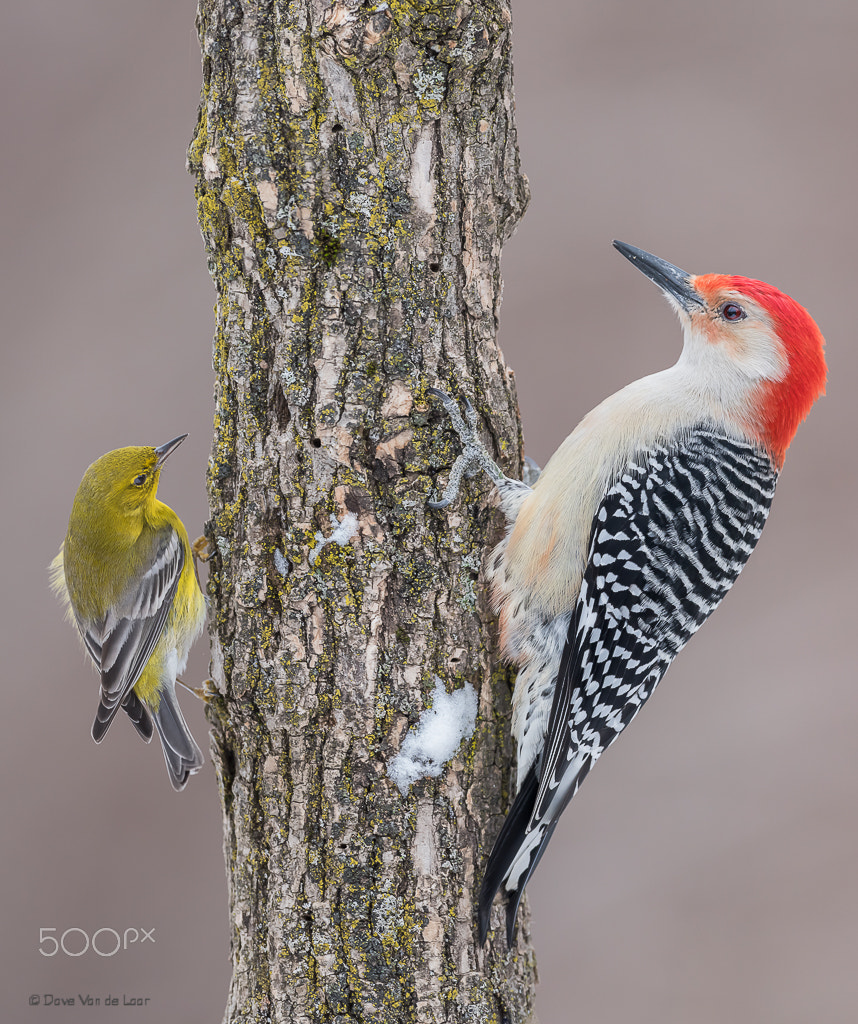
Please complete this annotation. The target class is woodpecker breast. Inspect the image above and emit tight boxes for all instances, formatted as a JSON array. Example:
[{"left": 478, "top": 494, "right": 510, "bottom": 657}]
[{"left": 493, "top": 362, "right": 757, "bottom": 628}]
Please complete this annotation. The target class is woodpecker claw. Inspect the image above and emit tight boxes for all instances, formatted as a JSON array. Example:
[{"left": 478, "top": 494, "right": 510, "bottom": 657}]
[
  {"left": 462, "top": 394, "right": 478, "bottom": 429},
  {"left": 426, "top": 388, "right": 504, "bottom": 508},
  {"left": 426, "top": 387, "right": 473, "bottom": 440}
]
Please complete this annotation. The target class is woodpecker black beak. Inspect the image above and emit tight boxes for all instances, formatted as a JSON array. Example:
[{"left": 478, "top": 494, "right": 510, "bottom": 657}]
[
  {"left": 154, "top": 434, "right": 188, "bottom": 468},
  {"left": 612, "top": 241, "right": 706, "bottom": 313}
]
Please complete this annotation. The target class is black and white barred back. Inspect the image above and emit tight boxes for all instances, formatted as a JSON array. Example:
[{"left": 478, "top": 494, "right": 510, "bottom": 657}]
[{"left": 479, "top": 427, "right": 779, "bottom": 944}]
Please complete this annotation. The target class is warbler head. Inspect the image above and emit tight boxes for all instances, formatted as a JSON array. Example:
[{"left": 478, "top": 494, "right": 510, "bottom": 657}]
[{"left": 74, "top": 435, "right": 188, "bottom": 522}]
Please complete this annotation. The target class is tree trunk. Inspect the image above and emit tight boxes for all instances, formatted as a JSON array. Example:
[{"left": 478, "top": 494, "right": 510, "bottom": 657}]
[{"left": 188, "top": 2, "right": 533, "bottom": 1021}]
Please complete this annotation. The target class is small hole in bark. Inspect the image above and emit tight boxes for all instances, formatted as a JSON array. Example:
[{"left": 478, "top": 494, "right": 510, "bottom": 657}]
[
  {"left": 311, "top": 437, "right": 322, "bottom": 448},
  {"left": 332, "top": 123, "right": 343, "bottom": 133},
  {"left": 429, "top": 261, "right": 440, "bottom": 272}
]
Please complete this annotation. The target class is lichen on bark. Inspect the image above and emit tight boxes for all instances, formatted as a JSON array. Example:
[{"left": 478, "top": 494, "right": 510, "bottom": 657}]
[{"left": 189, "top": 1, "right": 534, "bottom": 1021}]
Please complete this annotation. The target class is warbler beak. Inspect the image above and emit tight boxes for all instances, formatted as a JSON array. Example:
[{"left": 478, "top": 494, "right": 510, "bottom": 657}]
[
  {"left": 612, "top": 240, "right": 706, "bottom": 314},
  {"left": 154, "top": 434, "right": 188, "bottom": 468}
]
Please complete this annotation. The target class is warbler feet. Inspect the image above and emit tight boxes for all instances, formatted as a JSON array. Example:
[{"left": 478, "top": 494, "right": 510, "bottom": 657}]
[
  {"left": 192, "top": 535, "right": 213, "bottom": 564},
  {"left": 427, "top": 388, "right": 505, "bottom": 508},
  {"left": 177, "top": 678, "right": 217, "bottom": 702}
]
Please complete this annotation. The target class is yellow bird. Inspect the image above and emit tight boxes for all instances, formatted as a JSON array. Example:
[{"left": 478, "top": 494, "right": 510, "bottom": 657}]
[{"left": 50, "top": 435, "right": 206, "bottom": 790}]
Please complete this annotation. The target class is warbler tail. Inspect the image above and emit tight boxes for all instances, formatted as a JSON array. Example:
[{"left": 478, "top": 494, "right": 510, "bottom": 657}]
[
  {"left": 92, "top": 695, "right": 124, "bottom": 742},
  {"left": 151, "top": 683, "right": 204, "bottom": 791},
  {"left": 122, "top": 692, "right": 154, "bottom": 742}
]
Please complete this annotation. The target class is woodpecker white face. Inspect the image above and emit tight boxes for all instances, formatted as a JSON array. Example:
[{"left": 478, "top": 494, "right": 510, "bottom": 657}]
[{"left": 678, "top": 284, "right": 788, "bottom": 384}]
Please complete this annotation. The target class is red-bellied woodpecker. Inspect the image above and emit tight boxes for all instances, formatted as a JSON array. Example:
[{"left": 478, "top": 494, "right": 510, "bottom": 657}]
[{"left": 428, "top": 241, "right": 827, "bottom": 946}]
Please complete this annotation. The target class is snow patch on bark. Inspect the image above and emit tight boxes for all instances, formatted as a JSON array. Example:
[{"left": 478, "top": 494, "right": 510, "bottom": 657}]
[
  {"left": 309, "top": 512, "right": 359, "bottom": 564},
  {"left": 388, "top": 677, "right": 478, "bottom": 793}
]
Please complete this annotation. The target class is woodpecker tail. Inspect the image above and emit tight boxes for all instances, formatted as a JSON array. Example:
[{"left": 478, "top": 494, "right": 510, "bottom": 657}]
[
  {"left": 479, "top": 755, "right": 595, "bottom": 945},
  {"left": 478, "top": 766, "right": 541, "bottom": 946},
  {"left": 151, "top": 683, "right": 203, "bottom": 791}
]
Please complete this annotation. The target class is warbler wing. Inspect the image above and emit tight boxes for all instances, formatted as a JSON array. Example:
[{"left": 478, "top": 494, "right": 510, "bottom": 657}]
[
  {"left": 90, "top": 527, "right": 184, "bottom": 742},
  {"left": 76, "top": 605, "right": 155, "bottom": 742},
  {"left": 81, "top": 630, "right": 103, "bottom": 668}
]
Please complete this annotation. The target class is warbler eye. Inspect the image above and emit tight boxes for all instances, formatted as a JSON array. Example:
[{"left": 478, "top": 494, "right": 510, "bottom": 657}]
[
  {"left": 133, "top": 474, "right": 147, "bottom": 487},
  {"left": 721, "top": 302, "right": 746, "bottom": 322}
]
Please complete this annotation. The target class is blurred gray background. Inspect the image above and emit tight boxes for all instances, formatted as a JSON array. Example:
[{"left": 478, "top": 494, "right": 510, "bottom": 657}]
[{"left": 2, "top": 1, "right": 856, "bottom": 1022}]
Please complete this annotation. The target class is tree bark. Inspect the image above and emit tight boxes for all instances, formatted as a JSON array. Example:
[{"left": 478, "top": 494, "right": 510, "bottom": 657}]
[{"left": 188, "top": 2, "right": 533, "bottom": 1021}]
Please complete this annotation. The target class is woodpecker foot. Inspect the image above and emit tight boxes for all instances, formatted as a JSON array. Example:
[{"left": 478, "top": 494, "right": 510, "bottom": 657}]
[
  {"left": 522, "top": 456, "right": 542, "bottom": 487},
  {"left": 427, "top": 388, "right": 505, "bottom": 509},
  {"left": 177, "top": 678, "right": 217, "bottom": 702},
  {"left": 192, "top": 535, "right": 213, "bottom": 564}
]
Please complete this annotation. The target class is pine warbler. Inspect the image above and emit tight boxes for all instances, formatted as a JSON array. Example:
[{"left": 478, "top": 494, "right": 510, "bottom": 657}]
[{"left": 50, "top": 435, "right": 206, "bottom": 790}]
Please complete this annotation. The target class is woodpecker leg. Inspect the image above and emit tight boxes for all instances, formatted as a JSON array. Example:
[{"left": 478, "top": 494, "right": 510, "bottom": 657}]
[
  {"left": 427, "top": 388, "right": 506, "bottom": 509},
  {"left": 522, "top": 456, "right": 542, "bottom": 487},
  {"left": 177, "top": 677, "right": 217, "bottom": 702}
]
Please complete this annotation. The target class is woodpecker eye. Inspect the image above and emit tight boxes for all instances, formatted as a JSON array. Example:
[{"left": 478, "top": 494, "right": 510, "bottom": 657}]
[
  {"left": 720, "top": 302, "right": 746, "bottom": 322},
  {"left": 133, "top": 473, "right": 147, "bottom": 487}
]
